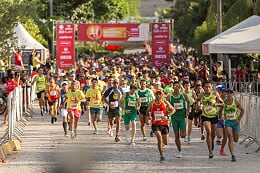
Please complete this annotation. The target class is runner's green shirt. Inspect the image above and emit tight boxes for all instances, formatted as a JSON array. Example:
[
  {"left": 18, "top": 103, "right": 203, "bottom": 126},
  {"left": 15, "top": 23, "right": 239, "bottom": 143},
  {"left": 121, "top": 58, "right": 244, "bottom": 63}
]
[
  {"left": 202, "top": 92, "right": 218, "bottom": 118},
  {"left": 36, "top": 75, "right": 46, "bottom": 93},
  {"left": 137, "top": 89, "right": 152, "bottom": 106},
  {"left": 169, "top": 92, "right": 186, "bottom": 117},
  {"left": 124, "top": 92, "right": 139, "bottom": 115},
  {"left": 224, "top": 99, "right": 238, "bottom": 120}
]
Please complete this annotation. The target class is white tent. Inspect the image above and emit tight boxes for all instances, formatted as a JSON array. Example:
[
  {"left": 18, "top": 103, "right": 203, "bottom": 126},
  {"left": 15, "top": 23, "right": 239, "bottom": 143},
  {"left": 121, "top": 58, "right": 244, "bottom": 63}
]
[
  {"left": 202, "top": 15, "right": 260, "bottom": 55},
  {"left": 13, "top": 23, "right": 49, "bottom": 60}
]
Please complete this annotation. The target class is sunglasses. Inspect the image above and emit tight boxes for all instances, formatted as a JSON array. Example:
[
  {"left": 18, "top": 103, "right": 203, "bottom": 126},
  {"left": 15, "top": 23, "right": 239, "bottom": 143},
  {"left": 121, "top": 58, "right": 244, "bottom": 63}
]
[{"left": 173, "top": 85, "right": 180, "bottom": 88}]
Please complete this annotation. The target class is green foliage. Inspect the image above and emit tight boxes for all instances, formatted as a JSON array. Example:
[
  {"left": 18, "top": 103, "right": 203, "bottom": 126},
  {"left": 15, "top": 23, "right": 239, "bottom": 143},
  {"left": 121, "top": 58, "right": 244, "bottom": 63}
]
[
  {"left": 92, "top": 0, "right": 130, "bottom": 22},
  {"left": 0, "top": 0, "right": 37, "bottom": 60},
  {"left": 23, "top": 19, "right": 48, "bottom": 48},
  {"left": 193, "top": 21, "right": 216, "bottom": 55}
]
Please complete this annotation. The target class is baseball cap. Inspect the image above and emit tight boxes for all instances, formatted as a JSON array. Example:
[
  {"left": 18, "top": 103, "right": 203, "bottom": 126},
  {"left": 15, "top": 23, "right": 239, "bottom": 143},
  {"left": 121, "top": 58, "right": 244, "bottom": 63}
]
[
  {"left": 61, "top": 81, "right": 68, "bottom": 86},
  {"left": 155, "top": 81, "right": 161, "bottom": 85},
  {"left": 216, "top": 85, "right": 227, "bottom": 92}
]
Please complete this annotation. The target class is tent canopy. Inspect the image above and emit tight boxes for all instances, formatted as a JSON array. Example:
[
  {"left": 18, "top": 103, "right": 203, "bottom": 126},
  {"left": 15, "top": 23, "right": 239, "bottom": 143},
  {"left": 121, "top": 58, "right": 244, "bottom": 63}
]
[
  {"left": 202, "top": 15, "right": 260, "bottom": 55},
  {"left": 13, "top": 23, "right": 47, "bottom": 50}
]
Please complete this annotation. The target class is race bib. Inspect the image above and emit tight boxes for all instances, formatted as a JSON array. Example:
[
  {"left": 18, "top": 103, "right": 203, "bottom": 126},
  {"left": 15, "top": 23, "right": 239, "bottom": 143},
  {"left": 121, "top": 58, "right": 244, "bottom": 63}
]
[
  {"left": 226, "top": 113, "right": 236, "bottom": 120},
  {"left": 50, "top": 90, "right": 56, "bottom": 96},
  {"left": 70, "top": 101, "right": 77, "bottom": 108},
  {"left": 93, "top": 100, "right": 100, "bottom": 106},
  {"left": 154, "top": 111, "right": 164, "bottom": 121},
  {"left": 38, "top": 86, "right": 43, "bottom": 90},
  {"left": 204, "top": 106, "right": 214, "bottom": 114},
  {"left": 111, "top": 101, "right": 118, "bottom": 108},
  {"left": 174, "top": 102, "right": 183, "bottom": 110},
  {"left": 140, "top": 97, "right": 148, "bottom": 103},
  {"left": 128, "top": 101, "right": 136, "bottom": 107}
]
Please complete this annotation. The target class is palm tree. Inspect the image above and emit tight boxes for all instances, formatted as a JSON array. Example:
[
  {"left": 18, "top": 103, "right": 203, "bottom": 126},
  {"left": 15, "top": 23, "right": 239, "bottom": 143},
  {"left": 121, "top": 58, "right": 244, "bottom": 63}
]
[{"left": 207, "top": 0, "right": 260, "bottom": 28}]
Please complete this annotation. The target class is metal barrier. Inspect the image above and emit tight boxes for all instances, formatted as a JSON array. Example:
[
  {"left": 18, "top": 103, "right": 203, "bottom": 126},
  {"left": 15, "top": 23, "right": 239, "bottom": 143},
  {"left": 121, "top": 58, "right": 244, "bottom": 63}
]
[
  {"left": 213, "top": 81, "right": 260, "bottom": 96},
  {"left": 236, "top": 93, "right": 260, "bottom": 152},
  {"left": 0, "top": 82, "right": 37, "bottom": 150}
]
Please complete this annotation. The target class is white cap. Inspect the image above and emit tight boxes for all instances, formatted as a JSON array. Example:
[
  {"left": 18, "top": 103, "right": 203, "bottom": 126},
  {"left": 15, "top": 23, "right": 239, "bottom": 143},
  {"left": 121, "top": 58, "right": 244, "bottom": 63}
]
[
  {"left": 60, "top": 73, "right": 65, "bottom": 77},
  {"left": 61, "top": 81, "right": 68, "bottom": 86},
  {"left": 155, "top": 81, "right": 161, "bottom": 85}
]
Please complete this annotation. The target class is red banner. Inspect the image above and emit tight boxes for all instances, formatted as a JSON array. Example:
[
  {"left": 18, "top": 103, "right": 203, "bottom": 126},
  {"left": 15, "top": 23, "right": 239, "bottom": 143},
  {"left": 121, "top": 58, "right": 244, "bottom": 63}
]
[
  {"left": 56, "top": 24, "right": 75, "bottom": 70},
  {"left": 78, "top": 23, "right": 149, "bottom": 41},
  {"left": 152, "top": 23, "right": 170, "bottom": 69}
]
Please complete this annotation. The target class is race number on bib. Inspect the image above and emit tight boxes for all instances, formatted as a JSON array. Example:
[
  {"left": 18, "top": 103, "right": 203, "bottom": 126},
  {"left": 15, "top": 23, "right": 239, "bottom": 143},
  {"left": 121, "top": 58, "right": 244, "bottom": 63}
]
[
  {"left": 70, "top": 103, "right": 77, "bottom": 109},
  {"left": 140, "top": 97, "right": 148, "bottom": 103},
  {"left": 93, "top": 100, "right": 100, "bottom": 106},
  {"left": 128, "top": 101, "right": 136, "bottom": 107},
  {"left": 50, "top": 90, "right": 56, "bottom": 96},
  {"left": 226, "top": 113, "right": 236, "bottom": 120},
  {"left": 174, "top": 102, "right": 183, "bottom": 110},
  {"left": 154, "top": 111, "right": 164, "bottom": 121},
  {"left": 204, "top": 106, "right": 214, "bottom": 114},
  {"left": 111, "top": 101, "right": 118, "bottom": 108}
]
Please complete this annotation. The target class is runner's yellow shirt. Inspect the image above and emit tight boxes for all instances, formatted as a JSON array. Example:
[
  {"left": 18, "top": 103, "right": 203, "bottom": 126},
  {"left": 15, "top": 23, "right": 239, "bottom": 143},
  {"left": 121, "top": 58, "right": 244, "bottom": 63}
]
[
  {"left": 66, "top": 90, "right": 85, "bottom": 110},
  {"left": 86, "top": 88, "right": 103, "bottom": 108}
]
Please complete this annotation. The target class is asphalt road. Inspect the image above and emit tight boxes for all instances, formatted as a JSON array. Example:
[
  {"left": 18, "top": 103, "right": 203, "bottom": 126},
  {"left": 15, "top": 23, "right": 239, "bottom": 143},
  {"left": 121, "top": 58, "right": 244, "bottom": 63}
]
[{"left": 1, "top": 104, "right": 259, "bottom": 173}]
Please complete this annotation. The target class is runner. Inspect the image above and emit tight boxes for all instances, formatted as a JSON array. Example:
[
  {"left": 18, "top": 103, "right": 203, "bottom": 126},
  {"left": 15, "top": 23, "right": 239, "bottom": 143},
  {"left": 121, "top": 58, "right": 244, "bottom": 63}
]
[
  {"left": 146, "top": 89, "right": 175, "bottom": 163},
  {"left": 47, "top": 78, "right": 60, "bottom": 124},
  {"left": 64, "top": 80, "right": 86, "bottom": 139},
  {"left": 196, "top": 80, "right": 224, "bottom": 158},
  {"left": 215, "top": 85, "right": 228, "bottom": 156},
  {"left": 194, "top": 80, "right": 205, "bottom": 140},
  {"left": 121, "top": 84, "right": 140, "bottom": 145},
  {"left": 137, "top": 79, "right": 155, "bottom": 141},
  {"left": 167, "top": 81, "right": 190, "bottom": 158},
  {"left": 32, "top": 67, "right": 46, "bottom": 116},
  {"left": 59, "top": 81, "right": 69, "bottom": 137},
  {"left": 102, "top": 78, "right": 125, "bottom": 142},
  {"left": 183, "top": 81, "right": 196, "bottom": 144},
  {"left": 219, "top": 89, "right": 244, "bottom": 162},
  {"left": 85, "top": 78, "right": 103, "bottom": 134}
]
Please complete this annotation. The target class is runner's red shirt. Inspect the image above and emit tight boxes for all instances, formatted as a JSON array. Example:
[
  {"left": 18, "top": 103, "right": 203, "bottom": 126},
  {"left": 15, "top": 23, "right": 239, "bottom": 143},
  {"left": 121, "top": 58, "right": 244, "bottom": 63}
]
[
  {"left": 151, "top": 101, "right": 168, "bottom": 125},
  {"left": 6, "top": 79, "right": 18, "bottom": 95}
]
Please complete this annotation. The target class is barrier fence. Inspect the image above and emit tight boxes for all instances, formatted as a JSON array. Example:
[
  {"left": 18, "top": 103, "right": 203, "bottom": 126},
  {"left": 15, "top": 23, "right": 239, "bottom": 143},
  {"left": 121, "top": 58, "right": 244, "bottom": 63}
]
[
  {"left": 213, "top": 80, "right": 260, "bottom": 96},
  {"left": 0, "top": 82, "right": 36, "bottom": 160},
  {"left": 235, "top": 93, "right": 260, "bottom": 152}
]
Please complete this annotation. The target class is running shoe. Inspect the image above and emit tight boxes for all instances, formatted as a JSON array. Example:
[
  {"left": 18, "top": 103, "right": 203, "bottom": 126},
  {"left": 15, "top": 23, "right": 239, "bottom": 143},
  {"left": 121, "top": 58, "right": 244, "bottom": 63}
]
[
  {"left": 201, "top": 134, "right": 205, "bottom": 140},
  {"left": 88, "top": 122, "right": 91, "bottom": 126},
  {"left": 184, "top": 136, "right": 188, "bottom": 143},
  {"left": 109, "top": 131, "right": 113, "bottom": 137},
  {"left": 130, "top": 141, "right": 135, "bottom": 146},
  {"left": 143, "top": 136, "right": 147, "bottom": 141},
  {"left": 41, "top": 110, "right": 43, "bottom": 116},
  {"left": 160, "top": 156, "right": 165, "bottom": 163},
  {"left": 115, "top": 136, "right": 120, "bottom": 142},
  {"left": 209, "top": 152, "right": 214, "bottom": 159},
  {"left": 216, "top": 140, "right": 222, "bottom": 145},
  {"left": 51, "top": 117, "right": 54, "bottom": 124},
  {"left": 150, "top": 131, "right": 154, "bottom": 137},
  {"left": 71, "top": 131, "right": 75, "bottom": 139},
  {"left": 220, "top": 149, "right": 227, "bottom": 156},
  {"left": 54, "top": 117, "right": 57, "bottom": 122},
  {"left": 187, "top": 136, "right": 191, "bottom": 144},
  {"left": 231, "top": 155, "right": 236, "bottom": 162},
  {"left": 176, "top": 151, "right": 183, "bottom": 158},
  {"left": 93, "top": 129, "right": 98, "bottom": 135},
  {"left": 107, "top": 129, "right": 111, "bottom": 134},
  {"left": 64, "top": 133, "right": 68, "bottom": 138}
]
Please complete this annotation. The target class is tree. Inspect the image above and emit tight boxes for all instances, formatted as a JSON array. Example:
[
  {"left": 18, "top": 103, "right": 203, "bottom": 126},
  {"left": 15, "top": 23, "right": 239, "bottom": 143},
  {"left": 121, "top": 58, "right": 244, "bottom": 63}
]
[
  {"left": 0, "top": 0, "right": 37, "bottom": 61},
  {"left": 92, "top": 0, "right": 130, "bottom": 22}
]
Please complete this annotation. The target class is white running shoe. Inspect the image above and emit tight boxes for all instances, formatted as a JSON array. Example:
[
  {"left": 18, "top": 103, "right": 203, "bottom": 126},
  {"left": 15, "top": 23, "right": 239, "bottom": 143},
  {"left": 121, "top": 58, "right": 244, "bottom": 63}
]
[
  {"left": 130, "top": 141, "right": 136, "bottom": 146},
  {"left": 107, "top": 129, "right": 111, "bottom": 134},
  {"left": 176, "top": 151, "right": 183, "bottom": 158},
  {"left": 71, "top": 131, "right": 75, "bottom": 139},
  {"left": 94, "top": 129, "right": 98, "bottom": 135},
  {"left": 184, "top": 136, "right": 188, "bottom": 143},
  {"left": 187, "top": 136, "right": 191, "bottom": 144},
  {"left": 109, "top": 130, "right": 113, "bottom": 137}
]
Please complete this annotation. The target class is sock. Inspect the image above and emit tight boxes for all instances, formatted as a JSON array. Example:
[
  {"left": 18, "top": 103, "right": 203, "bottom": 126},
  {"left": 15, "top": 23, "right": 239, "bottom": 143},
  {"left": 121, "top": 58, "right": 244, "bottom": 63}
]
[{"left": 63, "top": 122, "right": 67, "bottom": 134}]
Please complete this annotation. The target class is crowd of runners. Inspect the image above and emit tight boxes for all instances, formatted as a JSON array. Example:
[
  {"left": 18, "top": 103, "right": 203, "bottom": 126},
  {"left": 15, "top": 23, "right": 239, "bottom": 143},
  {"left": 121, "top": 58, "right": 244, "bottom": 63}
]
[{"left": 1, "top": 50, "right": 245, "bottom": 163}]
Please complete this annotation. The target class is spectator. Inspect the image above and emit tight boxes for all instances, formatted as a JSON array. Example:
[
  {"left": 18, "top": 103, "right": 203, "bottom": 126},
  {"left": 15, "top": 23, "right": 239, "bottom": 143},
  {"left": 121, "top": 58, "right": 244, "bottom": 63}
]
[{"left": 13, "top": 48, "right": 24, "bottom": 71}]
